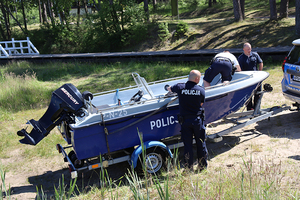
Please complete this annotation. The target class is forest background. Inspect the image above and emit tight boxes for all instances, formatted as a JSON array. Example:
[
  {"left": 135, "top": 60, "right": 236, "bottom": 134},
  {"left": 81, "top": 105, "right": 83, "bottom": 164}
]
[{"left": 0, "top": 0, "right": 298, "bottom": 55}]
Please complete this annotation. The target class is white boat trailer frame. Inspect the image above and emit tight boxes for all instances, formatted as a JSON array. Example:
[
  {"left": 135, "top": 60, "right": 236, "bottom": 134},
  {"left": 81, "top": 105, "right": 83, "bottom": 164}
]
[
  {"left": 207, "top": 84, "right": 291, "bottom": 142},
  {"left": 206, "top": 104, "right": 291, "bottom": 142}
]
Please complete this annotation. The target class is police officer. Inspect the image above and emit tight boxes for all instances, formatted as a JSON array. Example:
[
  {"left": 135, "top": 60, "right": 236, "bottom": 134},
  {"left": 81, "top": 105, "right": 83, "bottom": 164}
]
[
  {"left": 203, "top": 51, "right": 241, "bottom": 88},
  {"left": 167, "top": 70, "right": 207, "bottom": 170},
  {"left": 238, "top": 43, "right": 263, "bottom": 110}
]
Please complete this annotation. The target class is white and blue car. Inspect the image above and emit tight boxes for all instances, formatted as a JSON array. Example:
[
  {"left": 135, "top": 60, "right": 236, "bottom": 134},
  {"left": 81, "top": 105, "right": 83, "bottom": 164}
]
[{"left": 282, "top": 39, "right": 300, "bottom": 108}]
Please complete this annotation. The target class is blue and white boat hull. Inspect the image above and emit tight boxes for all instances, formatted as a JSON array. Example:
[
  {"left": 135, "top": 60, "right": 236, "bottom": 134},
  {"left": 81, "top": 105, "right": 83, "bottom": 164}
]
[{"left": 17, "top": 71, "right": 269, "bottom": 162}]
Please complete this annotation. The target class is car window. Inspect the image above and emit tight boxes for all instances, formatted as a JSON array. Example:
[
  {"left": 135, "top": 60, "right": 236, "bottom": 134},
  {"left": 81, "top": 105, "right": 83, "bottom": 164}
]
[{"left": 287, "top": 46, "right": 300, "bottom": 64}]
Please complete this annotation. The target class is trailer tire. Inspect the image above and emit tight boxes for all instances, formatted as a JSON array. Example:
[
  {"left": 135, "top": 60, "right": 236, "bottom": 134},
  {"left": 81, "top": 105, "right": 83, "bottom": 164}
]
[
  {"left": 68, "top": 151, "right": 84, "bottom": 168},
  {"left": 136, "top": 147, "right": 166, "bottom": 176}
]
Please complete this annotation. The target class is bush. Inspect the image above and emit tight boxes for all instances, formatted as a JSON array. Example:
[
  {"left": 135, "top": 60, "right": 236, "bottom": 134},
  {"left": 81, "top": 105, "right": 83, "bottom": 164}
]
[
  {"left": 158, "top": 22, "right": 170, "bottom": 41},
  {"left": 174, "top": 21, "right": 189, "bottom": 39}
]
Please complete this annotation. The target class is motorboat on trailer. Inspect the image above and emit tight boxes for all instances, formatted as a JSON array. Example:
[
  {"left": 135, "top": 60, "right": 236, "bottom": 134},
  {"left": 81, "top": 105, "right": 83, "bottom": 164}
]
[{"left": 17, "top": 70, "right": 270, "bottom": 176}]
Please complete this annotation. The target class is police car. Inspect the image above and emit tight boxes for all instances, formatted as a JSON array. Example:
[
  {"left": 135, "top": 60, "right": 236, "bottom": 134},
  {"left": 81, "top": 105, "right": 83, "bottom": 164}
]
[{"left": 281, "top": 39, "right": 300, "bottom": 108}]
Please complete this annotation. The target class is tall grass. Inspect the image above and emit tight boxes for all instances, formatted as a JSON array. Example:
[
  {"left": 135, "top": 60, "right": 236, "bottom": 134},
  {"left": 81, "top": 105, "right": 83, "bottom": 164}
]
[
  {"left": 36, "top": 175, "right": 78, "bottom": 200},
  {"left": 72, "top": 154, "right": 299, "bottom": 199},
  {"left": 0, "top": 163, "right": 11, "bottom": 200},
  {"left": 0, "top": 71, "right": 52, "bottom": 115}
]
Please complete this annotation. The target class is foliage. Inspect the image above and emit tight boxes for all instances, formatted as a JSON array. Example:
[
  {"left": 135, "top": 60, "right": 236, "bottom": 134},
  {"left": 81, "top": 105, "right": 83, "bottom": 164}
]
[
  {"left": 28, "top": 22, "right": 79, "bottom": 53},
  {"left": 0, "top": 163, "right": 11, "bottom": 200},
  {"left": 158, "top": 22, "right": 170, "bottom": 41},
  {"left": 36, "top": 174, "right": 78, "bottom": 200},
  {"left": 174, "top": 21, "right": 189, "bottom": 39},
  {"left": 10, "top": 7, "right": 40, "bottom": 26},
  {"left": 80, "top": 0, "right": 148, "bottom": 52},
  {"left": 181, "top": 0, "right": 200, "bottom": 8},
  {"left": 21, "top": 0, "right": 150, "bottom": 54},
  {"left": 53, "top": 175, "right": 77, "bottom": 200}
]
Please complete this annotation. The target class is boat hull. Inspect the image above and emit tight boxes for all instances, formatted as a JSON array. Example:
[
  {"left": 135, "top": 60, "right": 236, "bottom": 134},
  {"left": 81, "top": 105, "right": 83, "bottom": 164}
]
[
  {"left": 71, "top": 82, "right": 259, "bottom": 160},
  {"left": 17, "top": 71, "right": 269, "bottom": 162}
]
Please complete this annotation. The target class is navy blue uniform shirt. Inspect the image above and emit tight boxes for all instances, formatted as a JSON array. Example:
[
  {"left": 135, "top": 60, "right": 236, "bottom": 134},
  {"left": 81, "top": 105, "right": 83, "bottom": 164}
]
[
  {"left": 171, "top": 81, "right": 205, "bottom": 116},
  {"left": 238, "top": 52, "right": 263, "bottom": 71}
]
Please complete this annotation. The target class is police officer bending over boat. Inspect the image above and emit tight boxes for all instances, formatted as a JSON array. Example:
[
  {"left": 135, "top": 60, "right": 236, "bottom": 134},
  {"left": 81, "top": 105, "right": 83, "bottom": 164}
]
[
  {"left": 203, "top": 51, "right": 241, "bottom": 88},
  {"left": 167, "top": 70, "right": 207, "bottom": 171}
]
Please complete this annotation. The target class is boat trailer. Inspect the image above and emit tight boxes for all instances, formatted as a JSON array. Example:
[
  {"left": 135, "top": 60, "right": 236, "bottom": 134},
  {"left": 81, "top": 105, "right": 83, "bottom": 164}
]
[{"left": 207, "top": 83, "right": 291, "bottom": 142}]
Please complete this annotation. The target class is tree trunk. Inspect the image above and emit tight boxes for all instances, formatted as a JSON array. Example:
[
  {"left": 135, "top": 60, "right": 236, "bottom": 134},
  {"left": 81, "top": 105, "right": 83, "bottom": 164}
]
[
  {"left": 59, "top": 10, "right": 65, "bottom": 26},
  {"left": 47, "top": 0, "right": 54, "bottom": 24},
  {"left": 50, "top": 0, "right": 55, "bottom": 18},
  {"left": 98, "top": 0, "right": 108, "bottom": 35},
  {"left": 240, "top": 0, "right": 245, "bottom": 20},
  {"left": 233, "top": 0, "right": 243, "bottom": 22},
  {"left": 38, "top": 0, "right": 42, "bottom": 23},
  {"left": 153, "top": 0, "right": 156, "bottom": 11},
  {"left": 109, "top": 0, "right": 121, "bottom": 32},
  {"left": 14, "top": 5, "right": 18, "bottom": 21},
  {"left": 208, "top": 0, "right": 212, "bottom": 7},
  {"left": 77, "top": 0, "right": 80, "bottom": 26},
  {"left": 279, "top": 0, "right": 288, "bottom": 19},
  {"left": 5, "top": 0, "right": 10, "bottom": 27},
  {"left": 296, "top": 0, "right": 300, "bottom": 36},
  {"left": 41, "top": 0, "right": 48, "bottom": 23},
  {"left": 84, "top": 0, "right": 88, "bottom": 15},
  {"left": 5, "top": 5, "right": 27, "bottom": 34},
  {"left": 144, "top": 0, "right": 149, "bottom": 22},
  {"left": 20, "top": 0, "right": 27, "bottom": 31},
  {"left": 269, "top": 0, "right": 277, "bottom": 20},
  {"left": 0, "top": 23, "right": 6, "bottom": 40},
  {"left": 0, "top": 2, "right": 11, "bottom": 40}
]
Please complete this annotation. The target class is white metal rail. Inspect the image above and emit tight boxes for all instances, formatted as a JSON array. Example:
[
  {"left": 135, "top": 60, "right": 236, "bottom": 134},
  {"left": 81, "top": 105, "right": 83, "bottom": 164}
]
[
  {"left": 0, "top": 37, "right": 39, "bottom": 57},
  {"left": 0, "top": 45, "right": 9, "bottom": 57}
]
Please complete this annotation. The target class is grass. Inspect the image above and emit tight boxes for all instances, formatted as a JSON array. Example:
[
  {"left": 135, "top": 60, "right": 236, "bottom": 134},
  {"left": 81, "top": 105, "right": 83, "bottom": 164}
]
[{"left": 0, "top": 163, "right": 11, "bottom": 200}]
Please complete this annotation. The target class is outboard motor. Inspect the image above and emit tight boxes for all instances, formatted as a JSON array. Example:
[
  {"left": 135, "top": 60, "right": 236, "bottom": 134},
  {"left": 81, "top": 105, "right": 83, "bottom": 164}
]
[{"left": 17, "top": 83, "right": 89, "bottom": 145}]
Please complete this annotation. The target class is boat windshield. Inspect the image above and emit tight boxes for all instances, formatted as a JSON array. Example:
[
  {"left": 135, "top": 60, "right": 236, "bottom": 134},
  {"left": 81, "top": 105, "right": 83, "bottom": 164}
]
[
  {"left": 132, "top": 73, "right": 154, "bottom": 98},
  {"left": 206, "top": 73, "right": 252, "bottom": 89}
]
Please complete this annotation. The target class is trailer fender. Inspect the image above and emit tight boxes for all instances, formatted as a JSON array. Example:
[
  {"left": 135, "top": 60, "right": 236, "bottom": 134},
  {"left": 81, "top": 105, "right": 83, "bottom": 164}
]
[{"left": 130, "top": 141, "right": 173, "bottom": 168}]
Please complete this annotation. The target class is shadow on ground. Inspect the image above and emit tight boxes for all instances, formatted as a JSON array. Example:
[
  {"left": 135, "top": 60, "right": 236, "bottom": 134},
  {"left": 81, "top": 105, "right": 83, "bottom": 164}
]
[{"left": 17, "top": 134, "right": 240, "bottom": 198}]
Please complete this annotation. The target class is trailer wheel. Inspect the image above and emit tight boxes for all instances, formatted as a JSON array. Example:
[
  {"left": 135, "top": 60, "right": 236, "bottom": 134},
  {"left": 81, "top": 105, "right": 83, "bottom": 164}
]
[
  {"left": 68, "top": 151, "right": 84, "bottom": 168},
  {"left": 136, "top": 147, "right": 166, "bottom": 175}
]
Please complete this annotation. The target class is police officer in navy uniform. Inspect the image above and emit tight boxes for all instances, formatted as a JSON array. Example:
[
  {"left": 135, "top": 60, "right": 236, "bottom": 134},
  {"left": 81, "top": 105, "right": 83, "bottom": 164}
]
[
  {"left": 203, "top": 51, "right": 241, "bottom": 88},
  {"left": 167, "top": 70, "right": 207, "bottom": 170},
  {"left": 238, "top": 43, "right": 263, "bottom": 110}
]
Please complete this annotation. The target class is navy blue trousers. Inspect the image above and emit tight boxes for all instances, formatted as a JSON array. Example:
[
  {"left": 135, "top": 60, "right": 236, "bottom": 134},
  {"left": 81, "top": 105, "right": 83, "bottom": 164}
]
[
  {"left": 181, "top": 117, "right": 207, "bottom": 168},
  {"left": 247, "top": 84, "right": 262, "bottom": 110}
]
